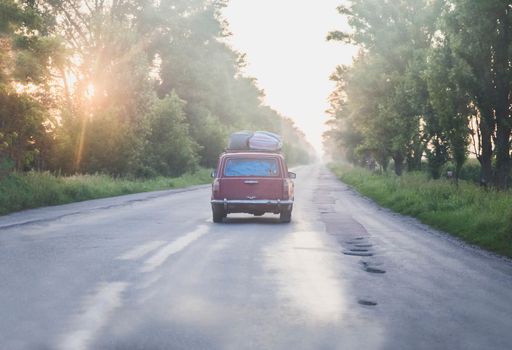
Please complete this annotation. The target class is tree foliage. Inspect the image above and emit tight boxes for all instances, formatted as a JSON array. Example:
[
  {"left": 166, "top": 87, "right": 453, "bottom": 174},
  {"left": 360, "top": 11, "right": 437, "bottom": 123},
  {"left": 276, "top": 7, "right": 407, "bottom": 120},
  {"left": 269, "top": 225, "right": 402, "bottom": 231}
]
[
  {"left": 0, "top": 0, "right": 59, "bottom": 172},
  {"left": 325, "top": 0, "right": 512, "bottom": 188},
  {"left": 1, "top": 0, "right": 313, "bottom": 178}
]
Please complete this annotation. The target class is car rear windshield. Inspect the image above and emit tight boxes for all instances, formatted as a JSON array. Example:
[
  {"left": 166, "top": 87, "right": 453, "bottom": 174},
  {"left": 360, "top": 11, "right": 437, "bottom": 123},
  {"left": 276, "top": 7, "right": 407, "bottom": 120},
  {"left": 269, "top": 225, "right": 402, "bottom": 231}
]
[{"left": 224, "top": 158, "right": 280, "bottom": 177}]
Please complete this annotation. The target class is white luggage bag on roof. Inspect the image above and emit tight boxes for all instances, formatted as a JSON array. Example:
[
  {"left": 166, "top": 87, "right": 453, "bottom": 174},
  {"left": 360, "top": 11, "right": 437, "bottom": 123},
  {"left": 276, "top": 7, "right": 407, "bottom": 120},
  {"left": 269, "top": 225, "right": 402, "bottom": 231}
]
[{"left": 248, "top": 131, "right": 283, "bottom": 151}]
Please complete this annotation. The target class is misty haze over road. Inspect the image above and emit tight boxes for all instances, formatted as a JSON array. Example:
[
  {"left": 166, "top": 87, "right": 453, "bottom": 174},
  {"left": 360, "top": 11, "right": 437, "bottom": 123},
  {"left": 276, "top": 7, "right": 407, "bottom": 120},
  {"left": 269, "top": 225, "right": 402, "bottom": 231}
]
[{"left": 1, "top": 165, "right": 511, "bottom": 350}]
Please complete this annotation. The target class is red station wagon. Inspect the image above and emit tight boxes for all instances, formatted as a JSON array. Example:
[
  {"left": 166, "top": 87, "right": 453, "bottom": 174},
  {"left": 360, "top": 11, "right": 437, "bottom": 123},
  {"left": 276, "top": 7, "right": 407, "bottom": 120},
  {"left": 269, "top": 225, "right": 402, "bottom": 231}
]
[{"left": 211, "top": 151, "right": 296, "bottom": 223}]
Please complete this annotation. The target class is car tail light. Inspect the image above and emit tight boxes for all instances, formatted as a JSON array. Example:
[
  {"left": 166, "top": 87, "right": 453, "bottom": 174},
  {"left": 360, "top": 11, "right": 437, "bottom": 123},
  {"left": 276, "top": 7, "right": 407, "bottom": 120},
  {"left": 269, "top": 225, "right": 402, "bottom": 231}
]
[
  {"left": 212, "top": 178, "right": 220, "bottom": 195},
  {"left": 283, "top": 179, "right": 292, "bottom": 199}
]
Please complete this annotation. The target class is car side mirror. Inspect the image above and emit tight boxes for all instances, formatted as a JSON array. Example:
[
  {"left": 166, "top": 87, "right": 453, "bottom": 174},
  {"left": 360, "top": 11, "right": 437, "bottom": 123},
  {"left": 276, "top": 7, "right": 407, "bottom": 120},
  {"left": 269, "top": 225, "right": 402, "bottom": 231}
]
[
  {"left": 288, "top": 172, "right": 296, "bottom": 179},
  {"left": 211, "top": 170, "right": 217, "bottom": 178}
]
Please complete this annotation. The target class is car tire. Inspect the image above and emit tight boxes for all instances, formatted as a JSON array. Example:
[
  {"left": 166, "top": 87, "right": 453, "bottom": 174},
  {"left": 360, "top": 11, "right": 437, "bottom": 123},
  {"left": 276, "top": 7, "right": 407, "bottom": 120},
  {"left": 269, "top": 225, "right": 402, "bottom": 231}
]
[
  {"left": 280, "top": 209, "right": 292, "bottom": 223},
  {"left": 212, "top": 205, "right": 225, "bottom": 223}
]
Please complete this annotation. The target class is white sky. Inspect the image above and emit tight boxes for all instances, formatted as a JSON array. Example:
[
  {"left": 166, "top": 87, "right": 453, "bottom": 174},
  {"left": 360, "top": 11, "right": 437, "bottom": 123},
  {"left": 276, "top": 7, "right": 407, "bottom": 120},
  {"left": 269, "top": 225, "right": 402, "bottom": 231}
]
[{"left": 223, "top": 0, "right": 357, "bottom": 152}]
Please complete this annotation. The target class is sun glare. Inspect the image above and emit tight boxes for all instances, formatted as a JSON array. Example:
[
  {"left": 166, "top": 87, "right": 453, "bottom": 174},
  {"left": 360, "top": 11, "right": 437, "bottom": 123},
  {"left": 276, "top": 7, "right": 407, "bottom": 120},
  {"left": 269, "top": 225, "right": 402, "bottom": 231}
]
[
  {"left": 14, "top": 82, "right": 38, "bottom": 94},
  {"left": 86, "top": 83, "right": 95, "bottom": 99}
]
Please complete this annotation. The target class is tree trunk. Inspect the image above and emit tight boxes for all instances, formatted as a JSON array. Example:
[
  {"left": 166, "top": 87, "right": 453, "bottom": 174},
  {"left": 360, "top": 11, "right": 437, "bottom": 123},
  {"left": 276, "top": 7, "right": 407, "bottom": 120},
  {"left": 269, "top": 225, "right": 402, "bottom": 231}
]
[
  {"left": 380, "top": 157, "right": 389, "bottom": 173},
  {"left": 492, "top": 8, "right": 511, "bottom": 189},
  {"left": 393, "top": 152, "right": 404, "bottom": 176},
  {"left": 454, "top": 158, "right": 464, "bottom": 187},
  {"left": 494, "top": 121, "right": 511, "bottom": 189},
  {"left": 478, "top": 109, "right": 494, "bottom": 187},
  {"left": 408, "top": 135, "right": 423, "bottom": 172}
]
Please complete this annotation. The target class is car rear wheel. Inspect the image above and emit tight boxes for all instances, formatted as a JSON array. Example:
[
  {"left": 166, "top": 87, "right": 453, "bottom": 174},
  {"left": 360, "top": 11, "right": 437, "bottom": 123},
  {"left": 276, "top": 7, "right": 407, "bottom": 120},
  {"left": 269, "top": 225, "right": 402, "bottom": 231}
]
[
  {"left": 280, "top": 209, "right": 292, "bottom": 223},
  {"left": 212, "top": 205, "right": 225, "bottom": 223}
]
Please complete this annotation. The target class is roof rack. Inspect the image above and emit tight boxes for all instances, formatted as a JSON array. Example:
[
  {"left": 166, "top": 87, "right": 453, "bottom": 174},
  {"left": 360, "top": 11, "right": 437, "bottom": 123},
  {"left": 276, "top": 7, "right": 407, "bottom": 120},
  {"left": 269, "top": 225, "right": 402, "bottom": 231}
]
[{"left": 223, "top": 149, "right": 282, "bottom": 154}]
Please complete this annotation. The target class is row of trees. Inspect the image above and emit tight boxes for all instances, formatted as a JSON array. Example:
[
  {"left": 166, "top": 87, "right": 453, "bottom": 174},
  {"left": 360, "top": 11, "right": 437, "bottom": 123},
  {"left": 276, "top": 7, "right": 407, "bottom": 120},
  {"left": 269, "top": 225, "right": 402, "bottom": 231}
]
[
  {"left": 0, "top": 0, "right": 313, "bottom": 178},
  {"left": 324, "top": 0, "right": 512, "bottom": 188}
]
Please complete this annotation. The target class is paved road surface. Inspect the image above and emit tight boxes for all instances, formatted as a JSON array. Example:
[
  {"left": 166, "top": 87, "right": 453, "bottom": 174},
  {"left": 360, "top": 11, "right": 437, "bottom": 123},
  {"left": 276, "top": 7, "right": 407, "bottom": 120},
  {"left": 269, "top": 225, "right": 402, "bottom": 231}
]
[{"left": 1, "top": 164, "right": 512, "bottom": 350}]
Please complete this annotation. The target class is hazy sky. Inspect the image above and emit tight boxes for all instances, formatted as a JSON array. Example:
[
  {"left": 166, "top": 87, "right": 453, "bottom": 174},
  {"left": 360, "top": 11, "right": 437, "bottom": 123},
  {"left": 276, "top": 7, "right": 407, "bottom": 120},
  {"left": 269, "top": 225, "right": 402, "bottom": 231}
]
[{"left": 223, "top": 0, "right": 357, "bottom": 152}]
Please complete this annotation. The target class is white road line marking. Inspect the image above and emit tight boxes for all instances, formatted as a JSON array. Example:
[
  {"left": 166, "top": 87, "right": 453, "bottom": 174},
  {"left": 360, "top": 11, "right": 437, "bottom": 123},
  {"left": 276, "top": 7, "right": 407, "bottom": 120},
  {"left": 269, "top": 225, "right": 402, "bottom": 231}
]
[
  {"left": 58, "top": 282, "right": 128, "bottom": 350},
  {"left": 141, "top": 225, "right": 209, "bottom": 273},
  {"left": 117, "top": 240, "right": 167, "bottom": 260}
]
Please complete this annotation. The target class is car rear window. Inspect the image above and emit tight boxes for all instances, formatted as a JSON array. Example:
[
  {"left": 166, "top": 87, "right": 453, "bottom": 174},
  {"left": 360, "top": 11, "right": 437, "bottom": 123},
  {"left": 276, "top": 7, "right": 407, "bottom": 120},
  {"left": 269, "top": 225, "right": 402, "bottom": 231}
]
[{"left": 224, "top": 158, "right": 279, "bottom": 177}]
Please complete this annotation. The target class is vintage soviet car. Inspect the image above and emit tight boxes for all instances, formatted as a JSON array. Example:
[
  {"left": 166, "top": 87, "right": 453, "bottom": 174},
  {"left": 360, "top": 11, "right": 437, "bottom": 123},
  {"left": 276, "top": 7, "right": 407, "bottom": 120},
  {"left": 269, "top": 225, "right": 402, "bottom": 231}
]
[{"left": 211, "top": 151, "right": 296, "bottom": 223}]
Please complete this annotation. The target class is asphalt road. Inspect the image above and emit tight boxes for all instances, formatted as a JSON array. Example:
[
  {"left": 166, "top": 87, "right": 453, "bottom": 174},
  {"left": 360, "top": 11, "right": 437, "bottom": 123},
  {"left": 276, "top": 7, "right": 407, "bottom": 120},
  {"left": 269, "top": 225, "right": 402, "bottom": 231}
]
[{"left": 1, "top": 164, "right": 512, "bottom": 350}]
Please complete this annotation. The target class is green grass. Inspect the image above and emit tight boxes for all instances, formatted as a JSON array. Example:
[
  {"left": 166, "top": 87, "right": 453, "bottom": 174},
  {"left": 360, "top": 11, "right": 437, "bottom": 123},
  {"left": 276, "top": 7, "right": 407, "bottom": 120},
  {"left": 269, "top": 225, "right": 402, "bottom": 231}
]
[
  {"left": 0, "top": 169, "right": 212, "bottom": 216},
  {"left": 329, "top": 163, "right": 512, "bottom": 258}
]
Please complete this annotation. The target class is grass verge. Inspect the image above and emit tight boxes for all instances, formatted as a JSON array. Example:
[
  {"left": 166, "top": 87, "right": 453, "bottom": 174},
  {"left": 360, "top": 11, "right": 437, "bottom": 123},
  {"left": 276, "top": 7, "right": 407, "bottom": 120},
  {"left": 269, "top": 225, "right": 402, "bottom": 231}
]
[
  {"left": 0, "top": 169, "right": 212, "bottom": 216},
  {"left": 329, "top": 163, "right": 512, "bottom": 258}
]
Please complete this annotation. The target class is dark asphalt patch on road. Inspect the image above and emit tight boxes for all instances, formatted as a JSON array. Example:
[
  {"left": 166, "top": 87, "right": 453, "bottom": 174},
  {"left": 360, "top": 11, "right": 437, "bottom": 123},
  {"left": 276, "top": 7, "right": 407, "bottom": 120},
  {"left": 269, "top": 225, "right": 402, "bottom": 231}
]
[
  {"left": 358, "top": 299, "right": 378, "bottom": 306},
  {"left": 365, "top": 267, "right": 386, "bottom": 274},
  {"left": 360, "top": 260, "right": 386, "bottom": 274},
  {"left": 343, "top": 251, "right": 374, "bottom": 257}
]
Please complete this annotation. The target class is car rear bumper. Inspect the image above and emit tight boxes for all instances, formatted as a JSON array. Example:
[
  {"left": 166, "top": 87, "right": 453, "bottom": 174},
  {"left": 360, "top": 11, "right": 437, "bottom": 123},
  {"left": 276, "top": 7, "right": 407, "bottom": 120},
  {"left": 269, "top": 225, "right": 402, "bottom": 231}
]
[
  {"left": 211, "top": 199, "right": 293, "bottom": 205},
  {"left": 211, "top": 199, "right": 293, "bottom": 214}
]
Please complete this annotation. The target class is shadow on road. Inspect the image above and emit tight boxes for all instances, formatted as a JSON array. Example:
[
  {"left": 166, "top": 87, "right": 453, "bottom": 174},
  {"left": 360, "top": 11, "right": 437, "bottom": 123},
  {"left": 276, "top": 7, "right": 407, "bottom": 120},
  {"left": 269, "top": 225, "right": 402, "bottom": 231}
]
[{"left": 222, "top": 216, "right": 285, "bottom": 225}]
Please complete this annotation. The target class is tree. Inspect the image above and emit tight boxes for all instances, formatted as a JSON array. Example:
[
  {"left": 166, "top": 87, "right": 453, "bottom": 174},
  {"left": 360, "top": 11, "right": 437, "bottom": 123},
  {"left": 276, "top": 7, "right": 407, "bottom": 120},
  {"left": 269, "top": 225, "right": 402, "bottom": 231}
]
[
  {"left": 426, "top": 39, "right": 470, "bottom": 181},
  {"left": 444, "top": 0, "right": 512, "bottom": 188},
  {"left": 328, "top": 0, "right": 442, "bottom": 176},
  {"left": 0, "top": 0, "right": 60, "bottom": 172},
  {"left": 46, "top": 0, "right": 162, "bottom": 175},
  {"left": 1, "top": 0, "right": 313, "bottom": 178},
  {"left": 143, "top": 92, "right": 200, "bottom": 176}
]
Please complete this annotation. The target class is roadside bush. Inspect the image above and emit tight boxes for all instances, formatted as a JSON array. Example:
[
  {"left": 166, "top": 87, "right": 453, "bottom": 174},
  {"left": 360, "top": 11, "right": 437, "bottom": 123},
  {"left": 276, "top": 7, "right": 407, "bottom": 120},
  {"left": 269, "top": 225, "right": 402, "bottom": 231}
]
[
  {"left": 442, "top": 159, "right": 481, "bottom": 183},
  {"left": 143, "top": 93, "right": 200, "bottom": 176},
  {"left": 0, "top": 169, "right": 211, "bottom": 215}
]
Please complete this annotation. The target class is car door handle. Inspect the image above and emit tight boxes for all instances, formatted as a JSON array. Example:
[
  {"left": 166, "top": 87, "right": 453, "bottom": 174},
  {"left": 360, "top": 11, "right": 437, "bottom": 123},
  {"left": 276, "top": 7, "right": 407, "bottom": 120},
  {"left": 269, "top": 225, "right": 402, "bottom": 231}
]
[{"left": 244, "top": 180, "right": 259, "bottom": 184}]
